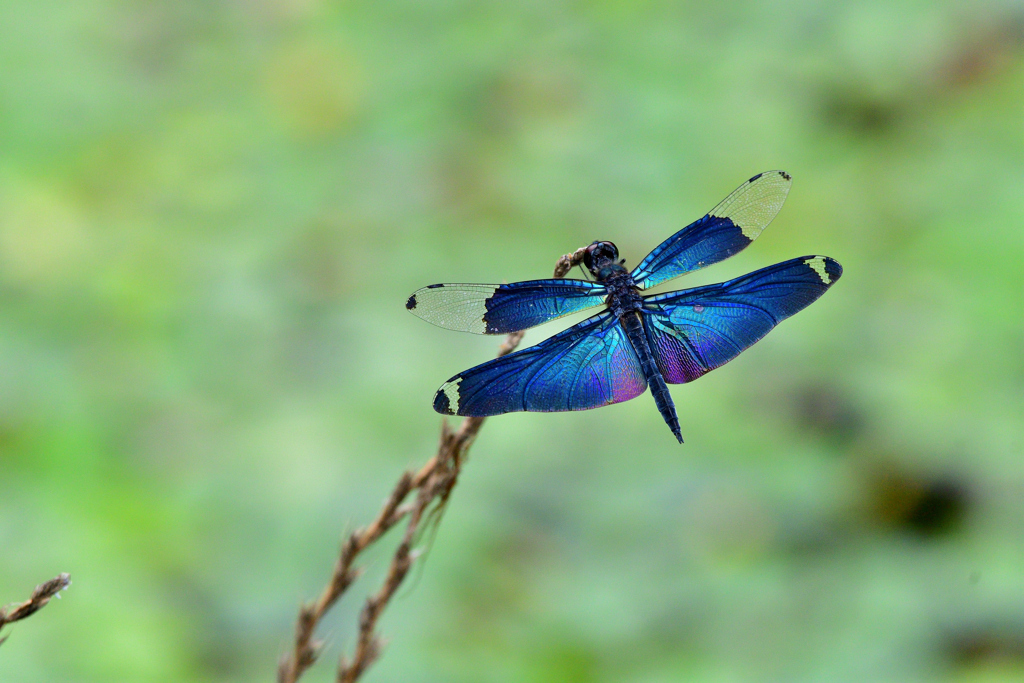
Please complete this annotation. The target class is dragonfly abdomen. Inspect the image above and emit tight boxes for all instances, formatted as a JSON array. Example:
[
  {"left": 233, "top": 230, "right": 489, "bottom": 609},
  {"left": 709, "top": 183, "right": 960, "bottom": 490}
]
[{"left": 620, "top": 312, "right": 684, "bottom": 443}]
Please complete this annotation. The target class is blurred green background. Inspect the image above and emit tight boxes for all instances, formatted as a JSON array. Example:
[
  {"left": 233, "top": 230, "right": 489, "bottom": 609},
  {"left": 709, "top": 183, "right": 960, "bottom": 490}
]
[{"left": 1, "top": 1, "right": 1021, "bottom": 681}]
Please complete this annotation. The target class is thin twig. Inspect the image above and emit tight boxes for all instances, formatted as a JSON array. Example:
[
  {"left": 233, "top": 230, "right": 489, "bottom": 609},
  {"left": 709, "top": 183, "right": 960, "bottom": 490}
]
[
  {"left": 277, "top": 246, "right": 588, "bottom": 683},
  {"left": 0, "top": 573, "right": 71, "bottom": 647}
]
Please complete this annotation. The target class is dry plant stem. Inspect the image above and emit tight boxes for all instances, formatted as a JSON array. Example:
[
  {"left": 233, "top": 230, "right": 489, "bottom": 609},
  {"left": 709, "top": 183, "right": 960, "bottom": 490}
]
[
  {"left": 277, "top": 247, "right": 588, "bottom": 683},
  {"left": 0, "top": 573, "right": 71, "bottom": 647}
]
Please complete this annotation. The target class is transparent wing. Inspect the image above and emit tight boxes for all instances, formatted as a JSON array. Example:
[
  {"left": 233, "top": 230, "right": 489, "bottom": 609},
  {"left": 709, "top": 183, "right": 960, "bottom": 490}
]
[
  {"left": 434, "top": 311, "right": 647, "bottom": 415},
  {"left": 631, "top": 171, "right": 793, "bottom": 290},
  {"left": 407, "top": 279, "right": 607, "bottom": 334},
  {"left": 641, "top": 256, "right": 842, "bottom": 383}
]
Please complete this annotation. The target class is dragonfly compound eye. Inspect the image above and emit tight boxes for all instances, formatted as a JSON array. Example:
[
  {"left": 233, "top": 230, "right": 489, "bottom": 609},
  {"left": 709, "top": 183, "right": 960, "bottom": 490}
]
[{"left": 584, "top": 241, "right": 618, "bottom": 270}]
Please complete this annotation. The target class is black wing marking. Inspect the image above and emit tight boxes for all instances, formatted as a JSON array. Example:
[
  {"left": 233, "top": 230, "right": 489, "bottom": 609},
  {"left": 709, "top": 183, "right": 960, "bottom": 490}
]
[
  {"left": 641, "top": 256, "right": 842, "bottom": 383},
  {"left": 407, "top": 280, "right": 608, "bottom": 334},
  {"left": 434, "top": 311, "right": 648, "bottom": 415},
  {"left": 631, "top": 171, "right": 792, "bottom": 290}
]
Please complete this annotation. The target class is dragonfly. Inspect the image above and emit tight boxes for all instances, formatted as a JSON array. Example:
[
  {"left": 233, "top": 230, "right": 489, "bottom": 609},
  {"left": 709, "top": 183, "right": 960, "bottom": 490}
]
[{"left": 407, "top": 171, "right": 842, "bottom": 443}]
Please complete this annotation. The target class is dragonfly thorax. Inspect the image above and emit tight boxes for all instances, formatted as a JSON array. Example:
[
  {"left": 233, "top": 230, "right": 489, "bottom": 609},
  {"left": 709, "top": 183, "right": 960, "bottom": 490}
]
[{"left": 595, "top": 261, "right": 629, "bottom": 282}]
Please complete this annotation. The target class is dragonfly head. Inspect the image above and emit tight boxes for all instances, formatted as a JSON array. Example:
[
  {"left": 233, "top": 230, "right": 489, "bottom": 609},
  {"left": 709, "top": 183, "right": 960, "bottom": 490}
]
[{"left": 583, "top": 241, "right": 620, "bottom": 279}]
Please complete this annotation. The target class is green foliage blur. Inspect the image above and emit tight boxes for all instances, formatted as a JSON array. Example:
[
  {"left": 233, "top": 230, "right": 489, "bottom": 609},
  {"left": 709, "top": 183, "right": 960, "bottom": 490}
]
[{"left": 1, "top": 1, "right": 1021, "bottom": 681}]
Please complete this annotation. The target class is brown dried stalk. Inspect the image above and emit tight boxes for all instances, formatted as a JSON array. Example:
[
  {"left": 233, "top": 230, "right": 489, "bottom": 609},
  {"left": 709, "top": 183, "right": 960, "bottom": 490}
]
[
  {"left": 0, "top": 573, "right": 71, "bottom": 647},
  {"left": 277, "top": 246, "right": 588, "bottom": 683}
]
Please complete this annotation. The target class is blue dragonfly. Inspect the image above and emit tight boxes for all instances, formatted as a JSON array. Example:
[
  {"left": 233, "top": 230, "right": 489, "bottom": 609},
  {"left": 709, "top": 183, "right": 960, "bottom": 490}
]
[{"left": 407, "top": 171, "right": 841, "bottom": 443}]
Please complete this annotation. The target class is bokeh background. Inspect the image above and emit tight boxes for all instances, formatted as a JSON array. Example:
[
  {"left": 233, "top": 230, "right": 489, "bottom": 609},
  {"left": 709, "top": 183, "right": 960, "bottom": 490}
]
[{"left": 2, "top": 1, "right": 1022, "bottom": 681}]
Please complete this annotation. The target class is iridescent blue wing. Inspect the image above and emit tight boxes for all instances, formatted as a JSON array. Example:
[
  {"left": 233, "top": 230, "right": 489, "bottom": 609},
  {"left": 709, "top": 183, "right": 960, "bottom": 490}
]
[
  {"left": 630, "top": 171, "right": 792, "bottom": 290},
  {"left": 407, "top": 280, "right": 608, "bottom": 334},
  {"left": 641, "top": 256, "right": 842, "bottom": 383},
  {"left": 434, "top": 311, "right": 647, "bottom": 415}
]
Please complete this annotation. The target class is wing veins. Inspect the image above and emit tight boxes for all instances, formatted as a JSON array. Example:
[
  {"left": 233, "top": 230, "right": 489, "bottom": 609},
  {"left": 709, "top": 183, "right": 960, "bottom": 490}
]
[
  {"left": 650, "top": 314, "right": 719, "bottom": 369},
  {"left": 518, "top": 316, "right": 613, "bottom": 412},
  {"left": 648, "top": 317, "right": 697, "bottom": 370},
  {"left": 567, "top": 324, "right": 619, "bottom": 409}
]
